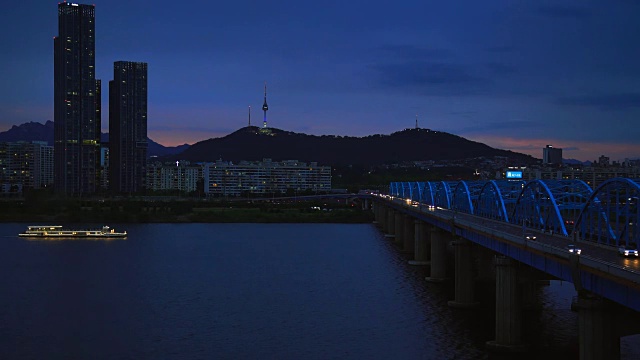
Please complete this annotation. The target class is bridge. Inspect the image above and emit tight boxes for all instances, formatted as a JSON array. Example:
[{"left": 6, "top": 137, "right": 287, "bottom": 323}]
[{"left": 369, "top": 178, "right": 640, "bottom": 359}]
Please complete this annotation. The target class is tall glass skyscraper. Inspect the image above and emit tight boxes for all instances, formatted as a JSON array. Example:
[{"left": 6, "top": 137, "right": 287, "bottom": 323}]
[
  {"left": 109, "top": 61, "right": 148, "bottom": 194},
  {"left": 54, "top": 2, "right": 101, "bottom": 196}
]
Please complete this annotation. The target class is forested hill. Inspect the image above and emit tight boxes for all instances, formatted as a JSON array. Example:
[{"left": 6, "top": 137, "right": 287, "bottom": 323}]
[{"left": 173, "top": 126, "right": 537, "bottom": 166}]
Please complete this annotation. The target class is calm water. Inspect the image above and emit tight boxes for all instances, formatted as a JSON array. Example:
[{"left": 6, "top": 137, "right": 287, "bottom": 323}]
[{"left": 0, "top": 223, "right": 637, "bottom": 359}]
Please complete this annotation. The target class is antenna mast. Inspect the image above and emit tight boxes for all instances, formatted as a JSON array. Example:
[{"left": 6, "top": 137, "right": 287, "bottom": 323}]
[{"left": 262, "top": 81, "right": 269, "bottom": 128}]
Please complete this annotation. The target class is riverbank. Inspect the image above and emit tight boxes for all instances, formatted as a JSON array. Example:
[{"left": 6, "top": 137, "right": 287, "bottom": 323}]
[{"left": 0, "top": 200, "right": 374, "bottom": 223}]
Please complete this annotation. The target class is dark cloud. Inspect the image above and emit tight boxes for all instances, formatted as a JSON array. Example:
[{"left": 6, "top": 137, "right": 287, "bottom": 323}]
[
  {"left": 485, "top": 62, "right": 517, "bottom": 75},
  {"left": 556, "top": 93, "right": 640, "bottom": 110},
  {"left": 563, "top": 147, "right": 580, "bottom": 151},
  {"left": 459, "top": 120, "right": 538, "bottom": 134},
  {"left": 536, "top": 5, "right": 592, "bottom": 19},
  {"left": 376, "top": 45, "right": 452, "bottom": 60},
  {"left": 370, "top": 61, "right": 492, "bottom": 96},
  {"left": 485, "top": 46, "right": 516, "bottom": 53},
  {"left": 367, "top": 43, "right": 526, "bottom": 97},
  {"left": 449, "top": 111, "right": 477, "bottom": 117}
]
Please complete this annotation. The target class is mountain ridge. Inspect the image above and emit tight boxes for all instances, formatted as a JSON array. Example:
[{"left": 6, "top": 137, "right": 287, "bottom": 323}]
[
  {"left": 172, "top": 126, "right": 538, "bottom": 166},
  {"left": 0, "top": 121, "right": 540, "bottom": 166},
  {"left": 0, "top": 121, "right": 189, "bottom": 157}
]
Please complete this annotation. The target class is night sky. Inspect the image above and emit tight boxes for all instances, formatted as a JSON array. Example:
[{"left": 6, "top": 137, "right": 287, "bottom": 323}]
[{"left": 1, "top": 0, "right": 639, "bottom": 161}]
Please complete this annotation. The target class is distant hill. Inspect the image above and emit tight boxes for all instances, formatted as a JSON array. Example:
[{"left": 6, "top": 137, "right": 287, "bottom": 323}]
[
  {"left": 0, "top": 121, "right": 189, "bottom": 157},
  {"left": 148, "top": 138, "right": 191, "bottom": 157},
  {"left": 563, "top": 158, "right": 590, "bottom": 166},
  {"left": 100, "top": 133, "right": 190, "bottom": 157},
  {"left": 1, "top": 122, "right": 539, "bottom": 166},
  {"left": 0, "top": 121, "right": 54, "bottom": 145},
  {"left": 173, "top": 126, "right": 538, "bottom": 166}
]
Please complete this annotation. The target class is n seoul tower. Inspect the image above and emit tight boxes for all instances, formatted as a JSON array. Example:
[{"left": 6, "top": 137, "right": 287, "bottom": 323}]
[{"left": 262, "top": 82, "right": 269, "bottom": 128}]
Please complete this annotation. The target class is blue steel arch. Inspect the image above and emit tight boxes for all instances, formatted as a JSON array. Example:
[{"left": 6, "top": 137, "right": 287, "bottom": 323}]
[
  {"left": 423, "top": 182, "right": 436, "bottom": 206},
  {"left": 419, "top": 182, "right": 428, "bottom": 202},
  {"left": 391, "top": 181, "right": 402, "bottom": 197},
  {"left": 410, "top": 182, "right": 420, "bottom": 201},
  {"left": 434, "top": 181, "right": 457, "bottom": 209},
  {"left": 550, "top": 179, "right": 593, "bottom": 233},
  {"left": 575, "top": 178, "right": 640, "bottom": 247},
  {"left": 401, "top": 182, "right": 411, "bottom": 199},
  {"left": 513, "top": 180, "right": 569, "bottom": 235},
  {"left": 476, "top": 180, "right": 525, "bottom": 222},
  {"left": 399, "top": 182, "right": 406, "bottom": 198},
  {"left": 452, "top": 181, "right": 485, "bottom": 214},
  {"left": 390, "top": 182, "right": 400, "bottom": 197}
]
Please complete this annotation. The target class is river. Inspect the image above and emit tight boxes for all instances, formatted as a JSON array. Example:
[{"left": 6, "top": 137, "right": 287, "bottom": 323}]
[{"left": 0, "top": 223, "right": 637, "bottom": 359}]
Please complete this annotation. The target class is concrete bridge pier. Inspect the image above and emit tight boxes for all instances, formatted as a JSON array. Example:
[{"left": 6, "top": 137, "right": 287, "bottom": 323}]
[
  {"left": 372, "top": 202, "right": 376, "bottom": 217},
  {"left": 425, "top": 228, "right": 447, "bottom": 282},
  {"left": 576, "top": 295, "right": 620, "bottom": 360},
  {"left": 448, "top": 239, "right": 479, "bottom": 308},
  {"left": 381, "top": 206, "right": 391, "bottom": 233},
  {"left": 409, "top": 220, "right": 430, "bottom": 265},
  {"left": 476, "top": 247, "right": 495, "bottom": 283},
  {"left": 372, "top": 202, "right": 380, "bottom": 225},
  {"left": 486, "top": 256, "right": 526, "bottom": 352},
  {"left": 402, "top": 215, "right": 415, "bottom": 253},
  {"left": 363, "top": 198, "right": 370, "bottom": 211},
  {"left": 520, "top": 277, "right": 540, "bottom": 311},
  {"left": 385, "top": 209, "right": 396, "bottom": 239},
  {"left": 393, "top": 212, "right": 404, "bottom": 244},
  {"left": 377, "top": 203, "right": 386, "bottom": 229},
  {"left": 375, "top": 204, "right": 382, "bottom": 229}
]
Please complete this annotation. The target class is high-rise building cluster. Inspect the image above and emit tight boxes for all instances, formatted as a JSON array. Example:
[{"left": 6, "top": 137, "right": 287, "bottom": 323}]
[
  {"left": 1, "top": 3, "right": 333, "bottom": 197},
  {"left": 54, "top": 2, "right": 147, "bottom": 196}
]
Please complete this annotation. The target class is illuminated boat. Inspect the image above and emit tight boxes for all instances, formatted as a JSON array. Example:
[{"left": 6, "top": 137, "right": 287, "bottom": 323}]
[{"left": 18, "top": 225, "right": 127, "bottom": 238}]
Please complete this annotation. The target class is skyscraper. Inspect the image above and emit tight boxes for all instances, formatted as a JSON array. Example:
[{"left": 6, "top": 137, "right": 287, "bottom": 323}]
[
  {"left": 543, "top": 145, "right": 563, "bottom": 165},
  {"left": 54, "top": 2, "right": 101, "bottom": 195},
  {"left": 109, "top": 61, "right": 148, "bottom": 194}
]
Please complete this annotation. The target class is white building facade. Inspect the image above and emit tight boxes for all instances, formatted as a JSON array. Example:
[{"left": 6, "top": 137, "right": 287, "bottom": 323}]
[
  {"left": 146, "top": 161, "right": 202, "bottom": 193},
  {"left": 203, "top": 159, "right": 331, "bottom": 197}
]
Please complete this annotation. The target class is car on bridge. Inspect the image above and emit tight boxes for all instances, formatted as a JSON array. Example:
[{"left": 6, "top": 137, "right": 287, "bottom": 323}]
[
  {"left": 567, "top": 244, "right": 581, "bottom": 255},
  {"left": 525, "top": 233, "right": 536, "bottom": 241},
  {"left": 618, "top": 245, "right": 639, "bottom": 257}
]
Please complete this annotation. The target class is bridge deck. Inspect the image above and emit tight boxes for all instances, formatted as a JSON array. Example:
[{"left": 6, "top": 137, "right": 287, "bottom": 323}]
[{"left": 376, "top": 196, "right": 640, "bottom": 312}]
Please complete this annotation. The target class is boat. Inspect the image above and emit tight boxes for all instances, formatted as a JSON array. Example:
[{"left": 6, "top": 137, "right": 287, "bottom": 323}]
[{"left": 18, "top": 225, "right": 127, "bottom": 238}]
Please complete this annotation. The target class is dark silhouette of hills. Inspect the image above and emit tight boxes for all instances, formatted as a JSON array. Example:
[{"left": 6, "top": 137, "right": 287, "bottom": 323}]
[
  {"left": 563, "top": 158, "right": 591, "bottom": 166},
  {"left": 0, "top": 121, "right": 54, "bottom": 144},
  {"left": 0, "top": 121, "right": 189, "bottom": 157},
  {"left": 100, "top": 133, "right": 190, "bottom": 157},
  {"left": 173, "top": 126, "right": 538, "bottom": 166},
  {"left": 1, "top": 122, "right": 540, "bottom": 166},
  {"left": 148, "top": 139, "right": 191, "bottom": 157}
]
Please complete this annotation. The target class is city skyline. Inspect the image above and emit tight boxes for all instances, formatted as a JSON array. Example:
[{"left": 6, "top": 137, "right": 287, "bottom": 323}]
[{"left": 1, "top": 1, "right": 639, "bottom": 162}]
